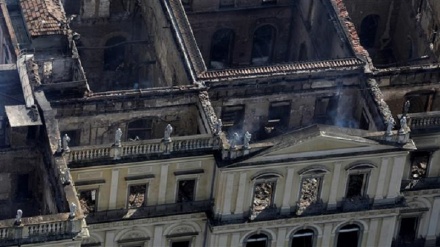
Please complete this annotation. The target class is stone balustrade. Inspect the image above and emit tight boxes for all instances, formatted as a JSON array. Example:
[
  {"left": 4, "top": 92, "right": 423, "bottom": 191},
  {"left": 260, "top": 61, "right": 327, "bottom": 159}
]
[
  {"left": 68, "top": 134, "right": 220, "bottom": 163},
  {"left": 403, "top": 111, "right": 440, "bottom": 131},
  {"left": 0, "top": 214, "right": 82, "bottom": 246}
]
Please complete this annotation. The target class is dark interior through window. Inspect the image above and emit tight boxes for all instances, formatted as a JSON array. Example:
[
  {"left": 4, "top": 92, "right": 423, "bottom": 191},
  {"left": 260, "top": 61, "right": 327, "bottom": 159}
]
[
  {"left": 291, "top": 229, "right": 314, "bottom": 247},
  {"left": 337, "top": 225, "right": 360, "bottom": 247},
  {"left": 246, "top": 234, "right": 269, "bottom": 247},
  {"left": 177, "top": 179, "right": 196, "bottom": 202},
  {"left": 210, "top": 29, "right": 234, "bottom": 69},
  {"left": 346, "top": 174, "right": 366, "bottom": 198},
  {"left": 251, "top": 25, "right": 275, "bottom": 65},
  {"left": 104, "top": 36, "right": 126, "bottom": 71}
]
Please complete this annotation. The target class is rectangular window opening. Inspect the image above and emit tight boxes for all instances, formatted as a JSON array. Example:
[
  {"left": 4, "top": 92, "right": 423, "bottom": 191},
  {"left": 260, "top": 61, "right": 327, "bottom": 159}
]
[
  {"left": 267, "top": 101, "right": 291, "bottom": 130},
  {"left": 177, "top": 179, "right": 196, "bottom": 203},
  {"left": 250, "top": 180, "right": 276, "bottom": 220},
  {"left": 346, "top": 174, "right": 366, "bottom": 198},
  {"left": 221, "top": 105, "right": 245, "bottom": 136},
  {"left": 171, "top": 240, "right": 191, "bottom": 247},
  {"left": 297, "top": 177, "right": 321, "bottom": 215},
  {"left": 79, "top": 189, "right": 97, "bottom": 214},
  {"left": 314, "top": 96, "right": 338, "bottom": 124},
  {"left": 398, "top": 217, "right": 419, "bottom": 242},
  {"left": 410, "top": 152, "right": 430, "bottom": 179},
  {"left": 128, "top": 184, "right": 147, "bottom": 208},
  {"left": 127, "top": 119, "right": 152, "bottom": 141}
]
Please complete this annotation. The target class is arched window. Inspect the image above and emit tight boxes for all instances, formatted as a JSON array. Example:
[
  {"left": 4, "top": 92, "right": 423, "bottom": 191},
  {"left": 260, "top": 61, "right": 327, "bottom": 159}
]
[
  {"left": 104, "top": 36, "right": 126, "bottom": 71},
  {"left": 251, "top": 25, "right": 276, "bottom": 65},
  {"left": 210, "top": 29, "right": 235, "bottom": 69},
  {"left": 336, "top": 224, "right": 361, "bottom": 247},
  {"left": 359, "top": 15, "right": 380, "bottom": 49},
  {"left": 291, "top": 229, "right": 315, "bottom": 247},
  {"left": 245, "top": 233, "right": 270, "bottom": 247}
]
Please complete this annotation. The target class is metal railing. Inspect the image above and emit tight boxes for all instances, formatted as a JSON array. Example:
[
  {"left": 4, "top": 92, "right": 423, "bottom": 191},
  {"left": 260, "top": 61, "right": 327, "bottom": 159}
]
[
  {"left": 341, "top": 196, "right": 371, "bottom": 212},
  {"left": 86, "top": 200, "right": 213, "bottom": 224},
  {"left": 401, "top": 177, "right": 440, "bottom": 191}
]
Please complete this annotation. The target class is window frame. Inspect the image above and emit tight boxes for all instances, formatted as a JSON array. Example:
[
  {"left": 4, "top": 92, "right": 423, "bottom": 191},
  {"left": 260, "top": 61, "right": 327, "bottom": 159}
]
[
  {"left": 126, "top": 118, "right": 153, "bottom": 141},
  {"left": 409, "top": 151, "right": 431, "bottom": 179},
  {"left": 243, "top": 232, "right": 271, "bottom": 247},
  {"left": 290, "top": 228, "right": 317, "bottom": 247},
  {"left": 249, "top": 175, "right": 278, "bottom": 220},
  {"left": 251, "top": 25, "right": 276, "bottom": 65},
  {"left": 175, "top": 177, "right": 198, "bottom": 203},
  {"left": 126, "top": 183, "right": 149, "bottom": 209},
  {"left": 334, "top": 224, "right": 362, "bottom": 247},
  {"left": 77, "top": 187, "right": 99, "bottom": 214},
  {"left": 345, "top": 170, "right": 370, "bottom": 199},
  {"left": 221, "top": 105, "right": 245, "bottom": 136}
]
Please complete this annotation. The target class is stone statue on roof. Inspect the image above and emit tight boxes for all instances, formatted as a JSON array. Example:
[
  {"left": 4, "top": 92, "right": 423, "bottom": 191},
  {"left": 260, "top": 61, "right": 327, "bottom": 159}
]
[
  {"left": 385, "top": 116, "right": 395, "bottom": 136},
  {"left": 215, "top": 119, "right": 222, "bottom": 135},
  {"left": 115, "top": 128, "right": 122, "bottom": 147},
  {"left": 164, "top": 124, "right": 173, "bottom": 142},
  {"left": 230, "top": 132, "right": 239, "bottom": 149},
  {"left": 243, "top": 131, "right": 252, "bottom": 149},
  {"left": 62, "top": 134, "right": 71, "bottom": 152},
  {"left": 15, "top": 209, "right": 22, "bottom": 225},
  {"left": 403, "top": 100, "right": 411, "bottom": 117},
  {"left": 69, "top": 202, "right": 76, "bottom": 218}
]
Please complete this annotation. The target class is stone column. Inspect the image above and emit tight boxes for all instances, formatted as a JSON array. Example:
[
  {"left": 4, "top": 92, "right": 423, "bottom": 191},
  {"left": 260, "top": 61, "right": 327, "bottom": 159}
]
[
  {"left": 158, "top": 165, "right": 169, "bottom": 204},
  {"left": 328, "top": 163, "right": 341, "bottom": 209},
  {"left": 153, "top": 226, "right": 164, "bottom": 247},
  {"left": 276, "top": 227, "right": 287, "bottom": 247},
  {"left": 374, "top": 158, "right": 389, "bottom": 202},
  {"left": 223, "top": 173, "right": 235, "bottom": 215},
  {"left": 281, "top": 168, "right": 295, "bottom": 214},
  {"left": 105, "top": 230, "right": 116, "bottom": 247},
  {"left": 386, "top": 156, "right": 405, "bottom": 199},
  {"left": 378, "top": 216, "right": 397, "bottom": 247},
  {"left": 366, "top": 218, "right": 379, "bottom": 246},
  {"left": 108, "top": 169, "right": 119, "bottom": 209},
  {"left": 230, "top": 232, "right": 241, "bottom": 247},
  {"left": 234, "top": 173, "right": 247, "bottom": 214}
]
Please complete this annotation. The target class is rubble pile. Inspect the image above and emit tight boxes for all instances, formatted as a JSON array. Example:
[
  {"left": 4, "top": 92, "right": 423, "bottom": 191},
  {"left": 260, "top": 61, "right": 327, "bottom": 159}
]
[{"left": 297, "top": 178, "right": 320, "bottom": 215}]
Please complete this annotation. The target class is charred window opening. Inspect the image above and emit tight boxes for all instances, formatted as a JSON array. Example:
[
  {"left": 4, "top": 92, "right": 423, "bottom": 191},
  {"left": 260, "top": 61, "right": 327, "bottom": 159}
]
[
  {"left": 62, "top": 130, "right": 80, "bottom": 147},
  {"left": 128, "top": 184, "right": 147, "bottom": 208},
  {"left": 262, "top": 0, "right": 276, "bottom": 5},
  {"left": 346, "top": 173, "right": 367, "bottom": 199},
  {"left": 219, "top": 0, "right": 234, "bottom": 8},
  {"left": 251, "top": 180, "right": 275, "bottom": 219},
  {"left": 171, "top": 240, "right": 191, "bottom": 247},
  {"left": 177, "top": 179, "right": 196, "bottom": 202},
  {"left": 210, "top": 29, "right": 234, "bottom": 69},
  {"left": 79, "top": 189, "right": 97, "bottom": 214},
  {"left": 314, "top": 96, "right": 338, "bottom": 125},
  {"left": 298, "top": 43, "right": 307, "bottom": 61},
  {"left": 297, "top": 177, "right": 321, "bottom": 215},
  {"left": 15, "top": 174, "right": 30, "bottom": 200},
  {"left": 104, "top": 36, "right": 126, "bottom": 71},
  {"left": 245, "top": 234, "right": 269, "bottom": 247},
  {"left": 359, "top": 110, "right": 370, "bottom": 130},
  {"left": 410, "top": 152, "right": 430, "bottom": 179},
  {"left": 398, "top": 217, "right": 419, "bottom": 243},
  {"left": 221, "top": 105, "right": 244, "bottom": 137},
  {"left": 251, "top": 25, "right": 276, "bottom": 65},
  {"left": 181, "top": 0, "right": 191, "bottom": 9},
  {"left": 337, "top": 225, "right": 361, "bottom": 247},
  {"left": 291, "top": 229, "right": 314, "bottom": 247},
  {"left": 405, "top": 91, "right": 435, "bottom": 113},
  {"left": 431, "top": 24, "right": 438, "bottom": 44},
  {"left": 359, "top": 15, "right": 380, "bottom": 49},
  {"left": 127, "top": 119, "right": 152, "bottom": 141},
  {"left": 265, "top": 101, "right": 290, "bottom": 134}
]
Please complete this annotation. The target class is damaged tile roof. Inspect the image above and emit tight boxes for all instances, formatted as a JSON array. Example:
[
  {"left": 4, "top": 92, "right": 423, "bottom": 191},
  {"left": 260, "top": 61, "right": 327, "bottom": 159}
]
[{"left": 20, "top": 0, "right": 66, "bottom": 36}]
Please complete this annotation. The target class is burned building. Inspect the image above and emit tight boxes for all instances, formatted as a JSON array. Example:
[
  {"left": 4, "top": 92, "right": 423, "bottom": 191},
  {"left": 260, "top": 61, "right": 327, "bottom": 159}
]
[{"left": 0, "top": 0, "right": 440, "bottom": 246}]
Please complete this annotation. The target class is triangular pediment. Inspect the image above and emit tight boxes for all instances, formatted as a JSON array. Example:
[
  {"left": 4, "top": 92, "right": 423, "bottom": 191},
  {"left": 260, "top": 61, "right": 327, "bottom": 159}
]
[{"left": 267, "top": 135, "right": 371, "bottom": 156}]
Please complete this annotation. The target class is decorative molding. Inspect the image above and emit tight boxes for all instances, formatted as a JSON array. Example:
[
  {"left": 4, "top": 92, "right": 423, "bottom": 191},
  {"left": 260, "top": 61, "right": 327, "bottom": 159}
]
[
  {"left": 75, "top": 179, "right": 105, "bottom": 186},
  {"left": 78, "top": 171, "right": 103, "bottom": 180},
  {"left": 174, "top": 169, "right": 204, "bottom": 176},
  {"left": 125, "top": 174, "right": 155, "bottom": 181},
  {"left": 128, "top": 166, "right": 153, "bottom": 175}
]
